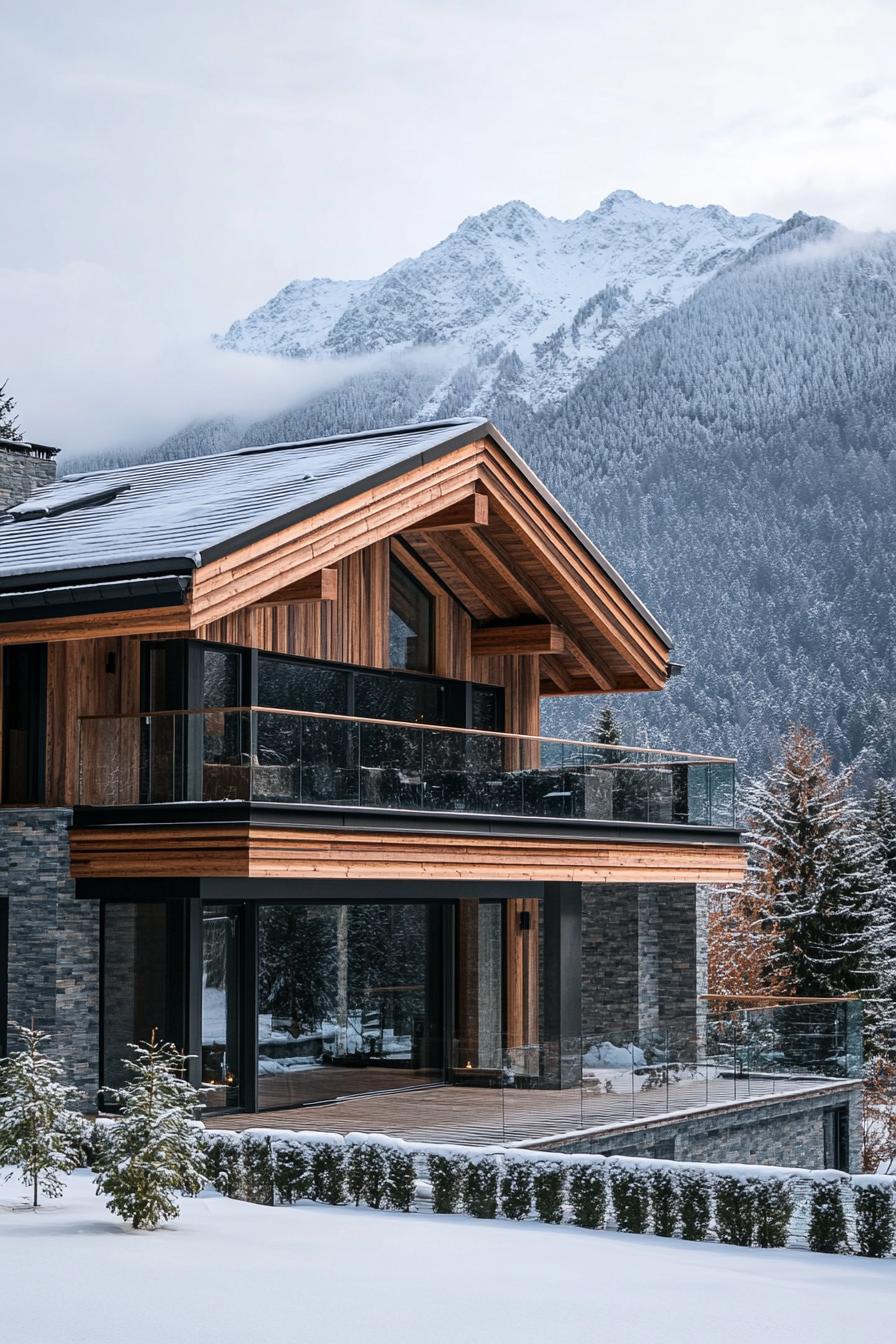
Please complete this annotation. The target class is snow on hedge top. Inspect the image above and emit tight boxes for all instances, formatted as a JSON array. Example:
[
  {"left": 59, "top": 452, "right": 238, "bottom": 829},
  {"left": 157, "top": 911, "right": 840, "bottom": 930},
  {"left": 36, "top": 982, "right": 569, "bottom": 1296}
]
[{"left": 0, "top": 419, "right": 489, "bottom": 583}]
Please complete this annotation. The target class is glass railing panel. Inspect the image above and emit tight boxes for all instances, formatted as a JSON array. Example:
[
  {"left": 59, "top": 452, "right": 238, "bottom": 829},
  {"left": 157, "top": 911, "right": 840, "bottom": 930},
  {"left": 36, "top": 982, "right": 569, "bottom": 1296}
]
[
  {"left": 77, "top": 707, "right": 737, "bottom": 828},
  {"left": 686, "top": 763, "right": 710, "bottom": 824},
  {"left": 708, "top": 762, "right": 736, "bottom": 826},
  {"left": 297, "top": 716, "right": 359, "bottom": 806},
  {"left": 201, "top": 710, "right": 250, "bottom": 801}
]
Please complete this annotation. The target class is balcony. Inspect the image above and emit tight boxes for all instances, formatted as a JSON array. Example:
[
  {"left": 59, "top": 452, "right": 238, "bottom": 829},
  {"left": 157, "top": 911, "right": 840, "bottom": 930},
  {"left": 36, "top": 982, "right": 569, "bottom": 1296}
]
[{"left": 77, "top": 706, "right": 736, "bottom": 829}]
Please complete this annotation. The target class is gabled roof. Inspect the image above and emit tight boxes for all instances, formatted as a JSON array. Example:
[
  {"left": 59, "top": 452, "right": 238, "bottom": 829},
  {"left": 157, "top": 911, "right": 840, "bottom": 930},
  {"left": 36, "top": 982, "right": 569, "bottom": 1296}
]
[{"left": 0, "top": 417, "right": 673, "bottom": 688}]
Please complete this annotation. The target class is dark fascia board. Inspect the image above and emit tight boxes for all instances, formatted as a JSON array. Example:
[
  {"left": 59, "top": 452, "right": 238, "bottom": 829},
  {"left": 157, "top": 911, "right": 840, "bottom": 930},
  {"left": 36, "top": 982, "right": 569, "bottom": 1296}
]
[
  {"left": 0, "top": 574, "right": 190, "bottom": 621},
  {"left": 75, "top": 876, "right": 544, "bottom": 902},
  {"left": 0, "top": 555, "right": 196, "bottom": 596},
  {"left": 71, "top": 798, "right": 742, "bottom": 848}
]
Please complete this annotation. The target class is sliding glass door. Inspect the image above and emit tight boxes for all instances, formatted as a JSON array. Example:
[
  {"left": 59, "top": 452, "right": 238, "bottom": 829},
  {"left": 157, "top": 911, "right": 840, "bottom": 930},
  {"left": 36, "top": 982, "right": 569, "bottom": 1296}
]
[{"left": 256, "top": 901, "right": 445, "bottom": 1109}]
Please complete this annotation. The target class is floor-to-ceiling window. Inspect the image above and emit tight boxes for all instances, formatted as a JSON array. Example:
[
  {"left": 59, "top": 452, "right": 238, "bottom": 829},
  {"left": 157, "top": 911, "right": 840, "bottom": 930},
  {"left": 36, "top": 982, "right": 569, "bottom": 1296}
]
[
  {"left": 256, "top": 901, "right": 445, "bottom": 1109},
  {"left": 201, "top": 904, "right": 242, "bottom": 1109},
  {"left": 101, "top": 901, "right": 183, "bottom": 1095}
]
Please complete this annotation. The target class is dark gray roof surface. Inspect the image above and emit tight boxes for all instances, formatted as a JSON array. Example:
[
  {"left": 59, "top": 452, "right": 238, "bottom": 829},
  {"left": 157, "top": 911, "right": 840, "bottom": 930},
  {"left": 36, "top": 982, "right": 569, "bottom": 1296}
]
[{"left": 0, "top": 417, "right": 671, "bottom": 646}]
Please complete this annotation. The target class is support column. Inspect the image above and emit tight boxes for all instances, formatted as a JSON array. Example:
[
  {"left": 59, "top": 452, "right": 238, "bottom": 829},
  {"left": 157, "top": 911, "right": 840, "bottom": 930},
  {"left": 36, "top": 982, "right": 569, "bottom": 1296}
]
[
  {"left": 3, "top": 808, "right": 99, "bottom": 1106},
  {"left": 542, "top": 883, "right": 582, "bottom": 1087}
]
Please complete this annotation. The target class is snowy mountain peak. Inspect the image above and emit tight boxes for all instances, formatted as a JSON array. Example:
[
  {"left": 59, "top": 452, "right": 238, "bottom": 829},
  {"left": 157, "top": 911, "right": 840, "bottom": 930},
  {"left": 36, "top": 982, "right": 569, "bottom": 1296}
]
[{"left": 216, "top": 193, "right": 781, "bottom": 408}]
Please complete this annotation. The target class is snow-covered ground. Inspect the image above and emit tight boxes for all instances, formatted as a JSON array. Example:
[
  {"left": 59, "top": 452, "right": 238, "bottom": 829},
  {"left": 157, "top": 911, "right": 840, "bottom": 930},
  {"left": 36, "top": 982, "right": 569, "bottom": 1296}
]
[{"left": 1, "top": 1170, "right": 892, "bottom": 1344}]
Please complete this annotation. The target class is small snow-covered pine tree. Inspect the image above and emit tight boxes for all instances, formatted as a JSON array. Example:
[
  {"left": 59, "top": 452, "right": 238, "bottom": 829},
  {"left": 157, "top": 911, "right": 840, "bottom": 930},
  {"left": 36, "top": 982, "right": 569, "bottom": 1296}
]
[
  {"left": 94, "top": 1034, "right": 205, "bottom": 1230},
  {"left": 0, "top": 1023, "right": 83, "bottom": 1208},
  {"left": 746, "top": 728, "right": 890, "bottom": 1048}
]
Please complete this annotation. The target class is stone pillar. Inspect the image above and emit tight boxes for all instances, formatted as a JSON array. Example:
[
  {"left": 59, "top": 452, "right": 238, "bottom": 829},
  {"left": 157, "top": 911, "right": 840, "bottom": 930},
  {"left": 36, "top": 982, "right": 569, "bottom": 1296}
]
[
  {"left": 580, "top": 882, "right": 700, "bottom": 1047},
  {"left": 580, "top": 884, "right": 639, "bottom": 1039},
  {"left": 2, "top": 809, "right": 99, "bottom": 1104}
]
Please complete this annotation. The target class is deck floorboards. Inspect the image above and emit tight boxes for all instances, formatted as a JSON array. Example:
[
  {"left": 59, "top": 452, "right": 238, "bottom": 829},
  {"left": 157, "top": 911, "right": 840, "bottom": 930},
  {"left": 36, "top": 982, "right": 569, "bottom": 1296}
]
[{"left": 206, "top": 1075, "right": 834, "bottom": 1146}]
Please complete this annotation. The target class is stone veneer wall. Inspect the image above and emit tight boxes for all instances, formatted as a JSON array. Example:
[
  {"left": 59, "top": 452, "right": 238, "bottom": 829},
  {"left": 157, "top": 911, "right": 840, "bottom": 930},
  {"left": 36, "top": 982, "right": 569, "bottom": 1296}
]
[
  {"left": 2, "top": 809, "right": 99, "bottom": 1103},
  {"left": 0, "top": 447, "right": 56, "bottom": 509},
  {"left": 581, "top": 884, "right": 701, "bottom": 1043},
  {"left": 525, "top": 1082, "right": 864, "bottom": 1173}
]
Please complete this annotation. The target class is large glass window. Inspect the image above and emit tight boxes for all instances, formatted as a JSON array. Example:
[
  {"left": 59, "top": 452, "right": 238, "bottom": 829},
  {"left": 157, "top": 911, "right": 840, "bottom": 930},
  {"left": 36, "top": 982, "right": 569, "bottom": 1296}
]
[
  {"left": 256, "top": 902, "right": 444, "bottom": 1109},
  {"left": 389, "top": 558, "right": 433, "bottom": 672},
  {"left": 202, "top": 905, "right": 241, "bottom": 1110},
  {"left": 1, "top": 644, "right": 46, "bottom": 804},
  {"left": 257, "top": 656, "right": 349, "bottom": 715},
  {"left": 201, "top": 648, "right": 246, "bottom": 800},
  {"left": 455, "top": 899, "right": 504, "bottom": 1072},
  {"left": 102, "top": 902, "right": 178, "bottom": 1095}
]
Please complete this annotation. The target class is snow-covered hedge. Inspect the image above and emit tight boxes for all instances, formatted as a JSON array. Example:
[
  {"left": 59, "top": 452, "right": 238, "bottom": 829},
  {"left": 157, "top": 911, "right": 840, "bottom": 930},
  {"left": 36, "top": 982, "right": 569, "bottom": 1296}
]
[{"left": 196, "top": 1126, "right": 896, "bottom": 1257}]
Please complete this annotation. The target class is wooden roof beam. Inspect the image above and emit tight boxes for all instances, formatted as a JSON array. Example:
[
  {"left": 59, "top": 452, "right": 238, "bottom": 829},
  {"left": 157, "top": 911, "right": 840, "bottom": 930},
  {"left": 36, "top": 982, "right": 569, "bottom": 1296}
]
[
  {"left": 403, "top": 533, "right": 513, "bottom": 620},
  {"left": 464, "top": 525, "right": 616, "bottom": 690},
  {"left": 541, "top": 654, "right": 577, "bottom": 691},
  {"left": 563, "top": 632, "right": 614, "bottom": 692},
  {"left": 471, "top": 622, "right": 565, "bottom": 657},
  {"left": 250, "top": 567, "right": 338, "bottom": 607},
  {"left": 414, "top": 491, "right": 488, "bottom": 531}
]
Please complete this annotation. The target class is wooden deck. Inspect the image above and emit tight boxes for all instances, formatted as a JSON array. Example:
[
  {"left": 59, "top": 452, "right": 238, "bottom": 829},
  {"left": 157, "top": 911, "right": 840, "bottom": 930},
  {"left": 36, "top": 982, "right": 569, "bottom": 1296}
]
[{"left": 206, "top": 1074, "right": 836, "bottom": 1147}]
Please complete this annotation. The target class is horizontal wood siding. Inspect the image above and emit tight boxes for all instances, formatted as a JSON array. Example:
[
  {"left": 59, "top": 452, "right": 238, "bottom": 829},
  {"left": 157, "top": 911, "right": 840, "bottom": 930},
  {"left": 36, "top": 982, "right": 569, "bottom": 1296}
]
[{"left": 68, "top": 825, "right": 746, "bottom": 885}]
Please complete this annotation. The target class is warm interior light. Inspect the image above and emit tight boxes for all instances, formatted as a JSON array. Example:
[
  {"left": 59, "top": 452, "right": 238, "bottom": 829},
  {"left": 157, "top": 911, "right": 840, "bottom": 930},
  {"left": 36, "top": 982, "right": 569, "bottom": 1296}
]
[{"left": 465, "top": 1060, "right": 472, "bottom": 1070}]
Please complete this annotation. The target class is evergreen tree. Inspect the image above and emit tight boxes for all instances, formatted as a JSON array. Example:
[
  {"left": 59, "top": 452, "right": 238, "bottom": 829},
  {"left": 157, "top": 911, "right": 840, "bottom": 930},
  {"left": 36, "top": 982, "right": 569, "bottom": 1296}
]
[
  {"left": 746, "top": 727, "right": 891, "bottom": 1050},
  {"left": 0, "top": 379, "right": 21, "bottom": 441},
  {"left": 0, "top": 1024, "right": 82, "bottom": 1208},
  {"left": 592, "top": 705, "right": 622, "bottom": 748},
  {"left": 95, "top": 1034, "right": 206, "bottom": 1230},
  {"left": 865, "top": 779, "right": 896, "bottom": 1050}
]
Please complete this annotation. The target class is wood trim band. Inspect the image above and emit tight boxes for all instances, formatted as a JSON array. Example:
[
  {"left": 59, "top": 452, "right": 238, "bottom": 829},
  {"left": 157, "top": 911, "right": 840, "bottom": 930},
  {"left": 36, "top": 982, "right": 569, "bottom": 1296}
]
[{"left": 69, "top": 825, "right": 746, "bottom": 884}]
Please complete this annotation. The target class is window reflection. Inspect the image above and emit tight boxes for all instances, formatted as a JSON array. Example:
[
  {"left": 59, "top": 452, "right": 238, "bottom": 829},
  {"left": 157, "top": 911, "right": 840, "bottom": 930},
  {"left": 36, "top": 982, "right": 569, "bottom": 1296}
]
[
  {"left": 389, "top": 558, "right": 433, "bottom": 672},
  {"left": 257, "top": 902, "right": 442, "bottom": 1108}
]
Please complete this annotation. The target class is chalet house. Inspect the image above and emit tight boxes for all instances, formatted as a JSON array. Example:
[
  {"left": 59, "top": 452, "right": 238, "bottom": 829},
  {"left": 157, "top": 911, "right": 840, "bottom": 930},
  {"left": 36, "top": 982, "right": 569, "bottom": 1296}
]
[{"left": 0, "top": 421, "right": 860, "bottom": 1167}]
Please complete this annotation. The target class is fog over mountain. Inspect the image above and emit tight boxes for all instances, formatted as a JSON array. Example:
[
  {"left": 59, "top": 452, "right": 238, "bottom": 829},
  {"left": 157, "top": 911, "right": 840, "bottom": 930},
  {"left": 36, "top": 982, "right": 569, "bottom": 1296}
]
[{"left": 67, "top": 193, "right": 896, "bottom": 778}]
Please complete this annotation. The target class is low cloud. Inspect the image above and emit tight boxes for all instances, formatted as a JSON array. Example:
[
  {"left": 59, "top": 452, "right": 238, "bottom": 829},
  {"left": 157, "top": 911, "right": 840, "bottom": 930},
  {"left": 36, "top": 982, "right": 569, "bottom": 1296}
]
[{"left": 0, "top": 259, "right": 446, "bottom": 461}]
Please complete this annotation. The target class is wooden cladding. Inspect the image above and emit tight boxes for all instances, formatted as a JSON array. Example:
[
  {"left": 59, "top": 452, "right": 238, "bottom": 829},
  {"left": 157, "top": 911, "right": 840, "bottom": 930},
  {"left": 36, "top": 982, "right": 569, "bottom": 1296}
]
[
  {"left": 68, "top": 824, "right": 746, "bottom": 885},
  {"left": 188, "top": 446, "right": 489, "bottom": 626},
  {"left": 198, "top": 542, "right": 390, "bottom": 669},
  {"left": 0, "top": 606, "right": 191, "bottom": 646},
  {"left": 44, "top": 635, "right": 141, "bottom": 805}
]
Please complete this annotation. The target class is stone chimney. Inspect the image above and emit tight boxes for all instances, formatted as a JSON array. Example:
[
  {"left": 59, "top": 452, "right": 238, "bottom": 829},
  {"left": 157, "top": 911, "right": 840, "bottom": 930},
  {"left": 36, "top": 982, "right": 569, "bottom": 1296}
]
[{"left": 0, "top": 438, "right": 59, "bottom": 510}]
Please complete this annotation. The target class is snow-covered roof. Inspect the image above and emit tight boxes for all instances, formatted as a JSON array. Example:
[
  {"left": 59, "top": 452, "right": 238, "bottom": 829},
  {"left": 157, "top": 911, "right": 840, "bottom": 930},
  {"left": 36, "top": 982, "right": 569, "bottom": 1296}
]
[
  {"left": 0, "top": 419, "right": 488, "bottom": 586},
  {"left": 0, "top": 416, "right": 671, "bottom": 646}
]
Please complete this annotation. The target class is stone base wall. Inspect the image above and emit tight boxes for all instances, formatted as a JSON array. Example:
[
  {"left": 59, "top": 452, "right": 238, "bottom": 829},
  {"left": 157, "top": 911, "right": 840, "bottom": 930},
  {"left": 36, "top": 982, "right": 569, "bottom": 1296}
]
[
  {"left": 581, "top": 883, "right": 700, "bottom": 1042},
  {"left": 526, "top": 1083, "right": 864, "bottom": 1173},
  {"left": 1, "top": 808, "right": 99, "bottom": 1103}
]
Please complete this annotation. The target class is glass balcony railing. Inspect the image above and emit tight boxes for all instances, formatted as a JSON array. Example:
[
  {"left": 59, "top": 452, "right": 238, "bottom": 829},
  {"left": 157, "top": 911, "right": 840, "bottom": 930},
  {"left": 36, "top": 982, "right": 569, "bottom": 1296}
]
[{"left": 77, "top": 706, "right": 737, "bottom": 827}]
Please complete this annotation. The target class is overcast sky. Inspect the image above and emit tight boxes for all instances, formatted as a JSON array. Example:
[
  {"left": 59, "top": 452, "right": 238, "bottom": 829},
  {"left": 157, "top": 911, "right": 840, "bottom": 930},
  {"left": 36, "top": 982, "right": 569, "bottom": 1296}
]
[{"left": 3, "top": 0, "right": 895, "bottom": 454}]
